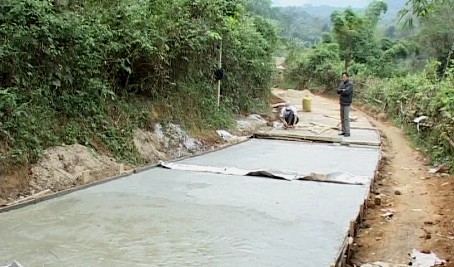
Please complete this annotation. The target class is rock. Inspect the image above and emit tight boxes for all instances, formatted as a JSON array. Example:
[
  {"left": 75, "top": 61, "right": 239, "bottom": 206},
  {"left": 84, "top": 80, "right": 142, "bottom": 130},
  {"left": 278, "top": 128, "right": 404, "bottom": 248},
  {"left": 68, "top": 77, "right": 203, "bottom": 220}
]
[
  {"left": 371, "top": 189, "right": 381, "bottom": 195},
  {"left": 236, "top": 114, "right": 267, "bottom": 132},
  {"left": 133, "top": 129, "right": 167, "bottom": 163},
  {"left": 374, "top": 195, "right": 382, "bottom": 206},
  {"left": 381, "top": 209, "right": 394, "bottom": 218},
  {"left": 428, "top": 163, "right": 451, "bottom": 174},
  {"left": 394, "top": 190, "right": 402, "bottom": 195}
]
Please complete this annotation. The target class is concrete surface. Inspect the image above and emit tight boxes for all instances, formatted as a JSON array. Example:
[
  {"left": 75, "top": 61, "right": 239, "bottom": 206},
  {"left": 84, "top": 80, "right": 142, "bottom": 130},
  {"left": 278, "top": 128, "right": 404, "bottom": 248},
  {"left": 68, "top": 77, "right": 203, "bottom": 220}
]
[
  {"left": 0, "top": 139, "right": 380, "bottom": 267},
  {"left": 0, "top": 168, "right": 369, "bottom": 267},
  {"left": 181, "top": 139, "right": 380, "bottom": 177}
]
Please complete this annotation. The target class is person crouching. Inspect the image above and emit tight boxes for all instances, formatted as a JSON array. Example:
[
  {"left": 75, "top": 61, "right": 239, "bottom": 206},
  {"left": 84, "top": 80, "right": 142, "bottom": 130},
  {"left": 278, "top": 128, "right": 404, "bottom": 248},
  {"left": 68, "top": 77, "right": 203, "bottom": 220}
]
[{"left": 279, "top": 101, "right": 299, "bottom": 129}]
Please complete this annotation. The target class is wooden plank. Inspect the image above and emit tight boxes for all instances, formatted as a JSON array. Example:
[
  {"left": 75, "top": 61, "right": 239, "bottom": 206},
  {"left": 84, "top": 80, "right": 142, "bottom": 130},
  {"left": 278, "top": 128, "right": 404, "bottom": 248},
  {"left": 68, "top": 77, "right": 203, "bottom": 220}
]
[
  {"left": 255, "top": 131, "right": 341, "bottom": 143},
  {"left": 359, "top": 203, "right": 365, "bottom": 221},
  {"left": 333, "top": 236, "right": 350, "bottom": 267},
  {"left": 324, "top": 114, "right": 359, "bottom": 122},
  {"left": 349, "top": 220, "right": 356, "bottom": 237},
  {"left": 6, "top": 189, "right": 52, "bottom": 206},
  {"left": 255, "top": 130, "right": 381, "bottom": 146},
  {"left": 341, "top": 140, "right": 381, "bottom": 147}
]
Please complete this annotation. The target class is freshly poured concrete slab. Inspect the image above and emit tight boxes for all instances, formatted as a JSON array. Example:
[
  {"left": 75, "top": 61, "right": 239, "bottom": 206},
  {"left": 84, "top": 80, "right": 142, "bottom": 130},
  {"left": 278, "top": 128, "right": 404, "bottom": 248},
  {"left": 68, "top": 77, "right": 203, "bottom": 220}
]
[
  {"left": 0, "top": 168, "right": 369, "bottom": 267},
  {"left": 181, "top": 139, "right": 380, "bottom": 177}
]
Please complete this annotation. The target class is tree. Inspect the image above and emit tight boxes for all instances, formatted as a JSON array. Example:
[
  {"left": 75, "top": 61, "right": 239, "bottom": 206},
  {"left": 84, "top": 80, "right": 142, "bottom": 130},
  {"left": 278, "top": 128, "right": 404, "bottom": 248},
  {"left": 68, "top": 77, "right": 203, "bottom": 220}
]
[
  {"left": 418, "top": 1, "right": 454, "bottom": 75},
  {"left": 399, "top": 0, "right": 448, "bottom": 25},
  {"left": 330, "top": 1, "right": 388, "bottom": 71},
  {"left": 245, "top": 0, "right": 273, "bottom": 17},
  {"left": 365, "top": 0, "right": 388, "bottom": 28},
  {"left": 330, "top": 8, "right": 363, "bottom": 70}
]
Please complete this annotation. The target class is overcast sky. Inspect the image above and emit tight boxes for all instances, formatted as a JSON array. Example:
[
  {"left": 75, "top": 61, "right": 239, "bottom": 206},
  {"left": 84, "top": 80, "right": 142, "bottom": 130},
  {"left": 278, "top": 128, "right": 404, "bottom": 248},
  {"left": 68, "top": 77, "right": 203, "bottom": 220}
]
[{"left": 272, "top": 0, "right": 371, "bottom": 7}]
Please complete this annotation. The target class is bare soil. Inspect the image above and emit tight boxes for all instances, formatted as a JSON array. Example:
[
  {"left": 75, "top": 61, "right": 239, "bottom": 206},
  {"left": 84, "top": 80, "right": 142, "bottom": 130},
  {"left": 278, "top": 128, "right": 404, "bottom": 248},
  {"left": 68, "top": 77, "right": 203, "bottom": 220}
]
[{"left": 351, "top": 104, "right": 454, "bottom": 266}]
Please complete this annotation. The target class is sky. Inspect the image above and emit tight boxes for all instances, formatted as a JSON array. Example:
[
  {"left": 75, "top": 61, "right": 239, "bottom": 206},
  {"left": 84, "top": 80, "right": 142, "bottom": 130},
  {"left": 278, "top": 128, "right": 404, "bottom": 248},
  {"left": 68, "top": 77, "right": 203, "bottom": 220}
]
[{"left": 272, "top": 0, "right": 371, "bottom": 8}]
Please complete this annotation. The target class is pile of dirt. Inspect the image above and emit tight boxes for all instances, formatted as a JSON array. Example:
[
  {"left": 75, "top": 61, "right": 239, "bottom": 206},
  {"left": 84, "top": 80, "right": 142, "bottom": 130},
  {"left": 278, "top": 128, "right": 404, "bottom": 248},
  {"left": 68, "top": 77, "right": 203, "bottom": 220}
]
[
  {"left": 30, "top": 144, "right": 128, "bottom": 192},
  {"left": 275, "top": 88, "right": 314, "bottom": 100}
]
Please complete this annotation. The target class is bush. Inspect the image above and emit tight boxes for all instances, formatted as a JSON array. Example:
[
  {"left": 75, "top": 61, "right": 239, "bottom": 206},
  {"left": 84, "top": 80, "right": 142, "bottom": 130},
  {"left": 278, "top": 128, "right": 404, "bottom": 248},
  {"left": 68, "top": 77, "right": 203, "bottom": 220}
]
[
  {"left": 0, "top": 0, "right": 278, "bottom": 170},
  {"left": 284, "top": 43, "right": 343, "bottom": 90},
  {"left": 360, "top": 61, "right": 454, "bottom": 169}
]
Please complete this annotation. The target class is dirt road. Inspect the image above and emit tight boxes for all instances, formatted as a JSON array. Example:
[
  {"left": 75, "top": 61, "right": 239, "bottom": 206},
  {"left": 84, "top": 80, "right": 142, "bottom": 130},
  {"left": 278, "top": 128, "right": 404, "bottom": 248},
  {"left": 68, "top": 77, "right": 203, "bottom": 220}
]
[{"left": 351, "top": 107, "right": 454, "bottom": 266}]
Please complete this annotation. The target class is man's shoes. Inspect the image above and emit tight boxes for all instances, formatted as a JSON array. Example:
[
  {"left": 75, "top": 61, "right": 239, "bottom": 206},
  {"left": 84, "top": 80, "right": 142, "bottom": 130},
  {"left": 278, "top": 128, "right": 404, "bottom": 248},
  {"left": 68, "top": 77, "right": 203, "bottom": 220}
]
[
  {"left": 344, "top": 133, "right": 350, "bottom": 137},
  {"left": 338, "top": 132, "right": 345, "bottom": 136}
]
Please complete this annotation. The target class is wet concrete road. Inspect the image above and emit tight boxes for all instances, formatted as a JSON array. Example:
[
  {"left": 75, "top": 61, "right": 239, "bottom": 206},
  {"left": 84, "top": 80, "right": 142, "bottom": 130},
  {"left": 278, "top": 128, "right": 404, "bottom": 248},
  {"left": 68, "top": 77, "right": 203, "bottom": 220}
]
[
  {"left": 0, "top": 140, "right": 380, "bottom": 267},
  {"left": 181, "top": 139, "right": 380, "bottom": 177}
]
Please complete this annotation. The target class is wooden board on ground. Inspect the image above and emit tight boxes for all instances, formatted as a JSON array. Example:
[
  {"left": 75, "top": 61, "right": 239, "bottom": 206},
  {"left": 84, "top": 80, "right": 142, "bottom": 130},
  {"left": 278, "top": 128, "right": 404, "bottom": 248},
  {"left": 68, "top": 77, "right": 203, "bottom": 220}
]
[
  {"left": 254, "top": 128, "right": 381, "bottom": 147},
  {"left": 255, "top": 129, "right": 342, "bottom": 143}
]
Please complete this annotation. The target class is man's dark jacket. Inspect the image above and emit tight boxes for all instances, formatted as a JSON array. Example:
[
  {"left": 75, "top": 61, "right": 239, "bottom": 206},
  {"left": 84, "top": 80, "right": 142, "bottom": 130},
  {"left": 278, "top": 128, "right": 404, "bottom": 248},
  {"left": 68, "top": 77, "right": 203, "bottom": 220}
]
[{"left": 337, "top": 80, "right": 353, "bottom": 106}]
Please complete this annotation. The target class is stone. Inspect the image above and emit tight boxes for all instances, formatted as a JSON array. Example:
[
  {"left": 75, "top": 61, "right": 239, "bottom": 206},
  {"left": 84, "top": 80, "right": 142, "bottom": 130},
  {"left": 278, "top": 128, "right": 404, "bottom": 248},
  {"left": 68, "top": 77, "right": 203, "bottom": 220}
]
[{"left": 374, "top": 195, "right": 382, "bottom": 206}]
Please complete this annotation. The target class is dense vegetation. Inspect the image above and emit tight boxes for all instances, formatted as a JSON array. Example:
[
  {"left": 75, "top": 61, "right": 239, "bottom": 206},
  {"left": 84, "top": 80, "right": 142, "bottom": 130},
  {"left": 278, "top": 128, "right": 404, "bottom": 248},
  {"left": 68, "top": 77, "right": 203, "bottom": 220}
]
[
  {"left": 276, "top": 0, "right": 454, "bottom": 169},
  {"left": 0, "top": 0, "right": 278, "bottom": 172},
  {"left": 0, "top": 0, "right": 452, "bottom": 175}
]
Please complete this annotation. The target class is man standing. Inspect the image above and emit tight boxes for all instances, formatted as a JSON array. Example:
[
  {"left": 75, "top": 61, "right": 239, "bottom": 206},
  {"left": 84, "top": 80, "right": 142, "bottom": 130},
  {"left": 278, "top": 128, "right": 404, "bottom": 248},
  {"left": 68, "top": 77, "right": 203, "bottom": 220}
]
[
  {"left": 279, "top": 101, "right": 299, "bottom": 129},
  {"left": 337, "top": 72, "right": 353, "bottom": 137}
]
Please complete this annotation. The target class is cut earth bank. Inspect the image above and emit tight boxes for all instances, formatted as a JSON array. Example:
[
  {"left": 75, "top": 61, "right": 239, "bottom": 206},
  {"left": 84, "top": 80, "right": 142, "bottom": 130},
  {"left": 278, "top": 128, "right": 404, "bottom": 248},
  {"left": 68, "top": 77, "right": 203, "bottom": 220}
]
[{"left": 0, "top": 112, "right": 273, "bottom": 206}]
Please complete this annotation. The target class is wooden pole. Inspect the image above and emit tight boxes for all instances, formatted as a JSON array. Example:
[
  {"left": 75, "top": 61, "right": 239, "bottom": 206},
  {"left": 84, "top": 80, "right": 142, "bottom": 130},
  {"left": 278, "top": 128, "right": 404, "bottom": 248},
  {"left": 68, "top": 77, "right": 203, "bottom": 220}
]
[
  {"left": 217, "top": 40, "right": 222, "bottom": 107},
  {"left": 442, "top": 42, "right": 454, "bottom": 79}
]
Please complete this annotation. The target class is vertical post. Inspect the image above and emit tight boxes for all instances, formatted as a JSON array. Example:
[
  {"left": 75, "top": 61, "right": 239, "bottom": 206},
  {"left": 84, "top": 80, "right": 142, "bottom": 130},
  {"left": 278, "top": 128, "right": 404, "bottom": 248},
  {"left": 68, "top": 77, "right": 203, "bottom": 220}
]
[
  {"left": 443, "top": 42, "right": 454, "bottom": 79},
  {"left": 217, "top": 40, "right": 222, "bottom": 107}
]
